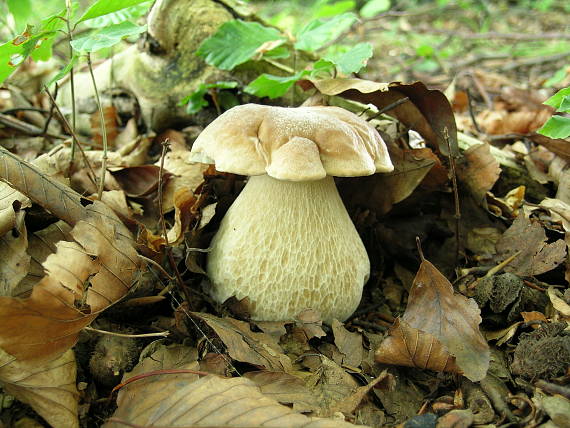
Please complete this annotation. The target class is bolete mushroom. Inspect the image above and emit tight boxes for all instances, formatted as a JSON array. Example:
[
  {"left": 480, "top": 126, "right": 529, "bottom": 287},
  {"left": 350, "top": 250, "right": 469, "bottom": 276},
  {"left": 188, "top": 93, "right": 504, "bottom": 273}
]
[{"left": 191, "top": 104, "right": 393, "bottom": 323}]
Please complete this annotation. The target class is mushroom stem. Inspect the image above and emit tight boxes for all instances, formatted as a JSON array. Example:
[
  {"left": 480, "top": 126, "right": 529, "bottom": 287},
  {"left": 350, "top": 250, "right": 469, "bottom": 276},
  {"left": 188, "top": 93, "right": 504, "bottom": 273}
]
[{"left": 207, "top": 174, "right": 370, "bottom": 323}]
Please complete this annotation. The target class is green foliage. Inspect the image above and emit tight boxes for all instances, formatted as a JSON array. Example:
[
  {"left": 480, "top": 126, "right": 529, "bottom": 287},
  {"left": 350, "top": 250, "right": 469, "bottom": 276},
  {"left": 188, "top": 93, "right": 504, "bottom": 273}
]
[
  {"left": 0, "top": 0, "right": 150, "bottom": 86},
  {"left": 75, "top": 0, "right": 151, "bottom": 26},
  {"left": 195, "top": 12, "right": 373, "bottom": 103},
  {"left": 538, "top": 87, "right": 570, "bottom": 139},
  {"left": 84, "top": 2, "right": 153, "bottom": 28},
  {"left": 360, "top": 0, "right": 391, "bottom": 18},
  {"left": 71, "top": 21, "right": 147, "bottom": 53},
  {"left": 196, "top": 21, "right": 286, "bottom": 70},
  {"left": 294, "top": 12, "right": 357, "bottom": 51},
  {"left": 6, "top": 0, "right": 33, "bottom": 33},
  {"left": 180, "top": 82, "right": 239, "bottom": 114}
]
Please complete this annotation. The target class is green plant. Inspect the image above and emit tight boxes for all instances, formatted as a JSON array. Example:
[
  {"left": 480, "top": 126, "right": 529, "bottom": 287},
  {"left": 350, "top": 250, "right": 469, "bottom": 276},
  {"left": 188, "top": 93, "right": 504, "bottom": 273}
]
[
  {"left": 538, "top": 87, "right": 570, "bottom": 139},
  {"left": 0, "top": 0, "right": 151, "bottom": 86},
  {"left": 184, "top": 14, "right": 374, "bottom": 112}
]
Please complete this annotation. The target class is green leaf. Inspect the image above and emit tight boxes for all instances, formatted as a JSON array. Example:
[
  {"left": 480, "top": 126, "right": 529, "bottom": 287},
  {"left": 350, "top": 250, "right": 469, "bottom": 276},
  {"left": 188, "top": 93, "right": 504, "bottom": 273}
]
[
  {"left": 543, "top": 87, "right": 570, "bottom": 109},
  {"left": 71, "top": 21, "right": 146, "bottom": 53},
  {"left": 544, "top": 67, "right": 568, "bottom": 88},
  {"left": 360, "top": 0, "right": 391, "bottom": 18},
  {"left": 0, "top": 41, "right": 23, "bottom": 84},
  {"left": 7, "top": 0, "right": 33, "bottom": 33},
  {"left": 416, "top": 44, "right": 434, "bottom": 57},
  {"left": 75, "top": 0, "right": 151, "bottom": 25},
  {"left": 311, "top": 59, "right": 336, "bottom": 78},
  {"left": 84, "top": 1, "right": 152, "bottom": 28},
  {"left": 314, "top": 0, "right": 356, "bottom": 18},
  {"left": 294, "top": 13, "right": 358, "bottom": 52},
  {"left": 197, "top": 20, "right": 286, "bottom": 70},
  {"left": 558, "top": 95, "right": 570, "bottom": 112},
  {"left": 245, "top": 71, "right": 308, "bottom": 99},
  {"left": 47, "top": 54, "right": 79, "bottom": 86},
  {"left": 325, "top": 42, "right": 373, "bottom": 74},
  {"left": 538, "top": 116, "right": 570, "bottom": 139},
  {"left": 179, "top": 81, "right": 238, "bottom": 114}
]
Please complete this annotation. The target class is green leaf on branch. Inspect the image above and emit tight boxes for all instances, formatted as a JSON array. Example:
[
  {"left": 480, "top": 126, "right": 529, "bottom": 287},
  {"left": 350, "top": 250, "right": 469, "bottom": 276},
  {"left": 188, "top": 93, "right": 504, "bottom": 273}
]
[
  {"left": 7, "top": 0, "right": 33, "bottom": 33},
  {"left": 71, "top": 21, "right": 147, "bottom": 53},
  {"left": 538, "top": 116, "right": 570, "bottom": 139},
  {"left": 543, "top": 87, "right": 570, "bottom": 109},
  {"left": 84, "top": 1, "right": 153, "bottom": 28},
  {"left": 245, "top": 72, "right": 309, "bottom": 99},
  {"left": 294, "top": 13, "right": 358, "bottom": 52},
  {"left": 556, "top": 95, "right": 570, "bottom": 112},
  {"left": 324, "top": 42, "right": 373, "bottom": 74},
  {"left": 76, "top": 0, "right": 152, "bottom": 25},
  {"left": 47, "top": 54, "right": 80, "bottom": 86},
  {"left": 360, "top": 0, "right": 391, "bottom": 18},
  {"left": 197, "top": 20, "right": 287, "bottom": 70},
  {"left": 0, "top": 8, "right": 66, "bottom": 85},
  {"left": 179, "top": 81, "right": 238, "bottom": 114}
]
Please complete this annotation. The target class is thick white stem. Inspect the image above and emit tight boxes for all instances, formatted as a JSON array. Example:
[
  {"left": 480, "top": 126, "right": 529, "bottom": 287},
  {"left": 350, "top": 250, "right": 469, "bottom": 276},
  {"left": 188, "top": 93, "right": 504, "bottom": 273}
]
[{"left": 207, "top": 175, "right": 370, "bottom": 323}]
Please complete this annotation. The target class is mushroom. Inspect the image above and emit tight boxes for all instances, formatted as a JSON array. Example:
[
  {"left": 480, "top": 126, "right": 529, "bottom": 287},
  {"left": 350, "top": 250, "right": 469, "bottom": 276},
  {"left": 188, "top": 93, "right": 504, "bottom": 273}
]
[{"left": 191, "top": 104, "right": 393, "bottom": 323}]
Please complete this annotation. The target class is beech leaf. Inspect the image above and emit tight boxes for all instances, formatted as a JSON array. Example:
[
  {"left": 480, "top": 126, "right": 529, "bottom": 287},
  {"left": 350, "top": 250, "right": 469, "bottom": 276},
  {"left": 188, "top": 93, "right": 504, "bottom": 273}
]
[{"left": 376, "top": 258, "right": 489, "bottom": 381}]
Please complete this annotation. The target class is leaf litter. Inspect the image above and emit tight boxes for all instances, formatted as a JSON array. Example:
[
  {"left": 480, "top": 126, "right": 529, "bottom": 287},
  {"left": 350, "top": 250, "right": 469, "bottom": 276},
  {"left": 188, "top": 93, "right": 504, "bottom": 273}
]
[{"left": 0, "top": 2, "right": 570, "bottom": 427}]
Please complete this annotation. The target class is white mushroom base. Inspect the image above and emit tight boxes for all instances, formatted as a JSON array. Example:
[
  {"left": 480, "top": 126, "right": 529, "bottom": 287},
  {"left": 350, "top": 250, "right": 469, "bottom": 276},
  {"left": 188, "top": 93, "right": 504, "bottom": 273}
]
[{"left": 207, "top": 175, "right": 370, "bottom": 323}]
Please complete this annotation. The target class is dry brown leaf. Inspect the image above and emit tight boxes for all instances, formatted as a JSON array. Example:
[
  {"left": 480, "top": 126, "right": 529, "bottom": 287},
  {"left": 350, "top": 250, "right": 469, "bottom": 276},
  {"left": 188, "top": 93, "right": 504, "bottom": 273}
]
[
  {"left": 0, "top": 348, "right": 78, "bottom": 428},
  {"left": 0, "top": 182, "right": 30, "bottom": 235},
  {"left": 478, "top": 109, "right": 552, "bottom": 135},
  {"left": 308, "top": 78, "right": 458, "bottom": 156},
  {"left": 338, "top": 146, "right": 435, "bottom": 215},
  {"left": 296, "top": 308, "right": 327, "bottom": 340},
  {"left": 166, "top": 187, "right": 197, "bottom": 245},
  {"left": 376, "top": 259, "right": 489, "bottom": 381},
  {"left": 192, "top": 312, "right": 293, "bottom": 372},
  {"left": 106, "top": 374, "right": 365, "bottom": 428},
  {"left": 0, "top": 209, "right": 29, "bottom": 296},
  {"left": 15, "top": 221, "right": 73, "bottom": 297},
  {"left": 495, "top": 214, "right": 567, "bottom": 277},
  {"left": 375, "top": 319, "right": 460, "bottom": 373},
  {"left": 0, "top": 146, "right": 140, "bottom": 363},
  {"left": 332, "top": 320, "right": 363, "bottom": 369},
  {"left": 90, "top": 105, "right": 119, "bottom": 149},
  {"left": 245, "top": 370, "right": 322, "bottom": 413},
  {"left": 110, "top": 165, "right": 169, "bottom": 197},
  {"left": 539, "top": 198, "right": 570, "bottom": 282},
  {"left": 156, "top": 138, "right": 209, "bottom": 212},
  {"left": 458, "top": 143, "right": 501, "bottom": 204}
]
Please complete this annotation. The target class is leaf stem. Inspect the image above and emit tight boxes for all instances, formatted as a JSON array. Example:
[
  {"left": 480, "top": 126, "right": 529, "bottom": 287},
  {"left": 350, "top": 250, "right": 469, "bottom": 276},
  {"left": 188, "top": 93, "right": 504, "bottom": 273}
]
[
  {"left": 65, "top": 0, "right": 77, "bottom": 171},
  {"left": 87, "top": 52, "right": 108, "bottom": 200},
  {"left": 262, "top": 58, "right": 295, "bottom": 74}
]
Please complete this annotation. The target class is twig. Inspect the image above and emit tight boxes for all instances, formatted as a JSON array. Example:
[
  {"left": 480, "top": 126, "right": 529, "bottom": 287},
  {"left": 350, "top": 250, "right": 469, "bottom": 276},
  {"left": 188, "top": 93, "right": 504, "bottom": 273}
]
[
  {"left": 367, "top": 97, "right": 410, "bottom": 121},
  {"left": 445, "top": 127, "right": 461, "bottom": 266},
  {"left": 466, "top": 89, "right": 482, "bottom": 133},
  {"left": 42, "top": 86, "right": 99, "bottom": 187},
  {"left": 0, "top": 113, "right": 66, "bottom": 139},
  {"left": 262, "top": 58, "right": 294, "bottom": 74},
  {"left": 137, "top": 254, "right": 174, "bottom": 281},
  {"left": 500, "top": 51, "right": 570, "bottom": 71},
  {"left": 415, "top": 28, "right": 570, "bottom": 41},
  {"left": 65, "top": 0, "right": 77, "bottom": 167},
  {"left": 87, "top": 52, "right": 108, "bottom": 200},
  {"left": 83, "top": 326, "right": 169, "bottom": 338}
]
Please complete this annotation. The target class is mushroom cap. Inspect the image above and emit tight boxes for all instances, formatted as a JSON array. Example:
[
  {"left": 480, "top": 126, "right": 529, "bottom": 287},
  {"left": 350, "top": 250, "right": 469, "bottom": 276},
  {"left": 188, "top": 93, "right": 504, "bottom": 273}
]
[{"left": 190, "top": 104, "right": 394, "bottom": 181}]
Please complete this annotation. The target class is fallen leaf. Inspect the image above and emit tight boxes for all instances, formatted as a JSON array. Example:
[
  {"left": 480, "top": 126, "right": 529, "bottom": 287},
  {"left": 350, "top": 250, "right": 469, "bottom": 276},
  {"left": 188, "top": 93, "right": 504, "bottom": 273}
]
[
  {"left": 332, "top": 320, "right": 364, "bottom": 369},
  {"left": 0, "top": 182, "right": 30, "bottom": 235},
  {"left": 495, "top": 214, "right": 567, "bottom": 277},
  {"left": 0, "top": 348, "right": 78, "bottom": 428},
  {"left": 110, "top": 165, "right": 170, "bottom": 198},
  {"left": 295, "top": 308, "right": 327, "bottom": 340},
  {"left": 0, "top": 208, "right": 29, "bottom": 296},
  {"left": 245, "top": 370, "right": 321, "bottom": 413},
  {"left": 166, "top": 187, "right": 197, "bottom": 245},
  {"left": 458, "top": 143, "right": 501, "bottom": 204},
  {"left": 376, "top": 258, "right": 489, "bottom": 381},
  {"left": 308, "top": 78, "right": 458, "bottom": 157},
  {"left": 192, "top": 312, "right": 293, "bottom": 372},
  {"left": 375, "top": 319, "right": 460, "bottom": 373},
  {"left": 107, "top": 374, "right": 365, "bottom": 427}
]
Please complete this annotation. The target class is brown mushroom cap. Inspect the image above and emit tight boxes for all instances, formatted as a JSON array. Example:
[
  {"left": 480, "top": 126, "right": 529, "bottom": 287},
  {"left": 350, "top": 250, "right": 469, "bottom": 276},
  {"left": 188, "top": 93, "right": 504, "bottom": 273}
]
[{"left": 190, "top": 104, "right": 394, "bottom": 181}]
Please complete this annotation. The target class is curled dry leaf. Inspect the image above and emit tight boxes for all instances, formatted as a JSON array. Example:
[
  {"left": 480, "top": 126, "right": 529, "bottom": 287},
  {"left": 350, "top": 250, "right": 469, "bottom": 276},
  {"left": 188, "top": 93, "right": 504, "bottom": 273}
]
[
  {"left": 495, "top": 213, "right": 567, "bottom": 277},
  {"left": 376, "top": 258, "right": 489, "bottom": 381},
  {"left": 308, "top": 78, "right": 458, "bottom": 156},
  {"left": 332, "top": 320, "right": 364, "bottom": 369},
  {"left": 0, "top": 348, "right": 78, "bottom": 428},
  {"left": 458, "top": 143, "right": 501, "bottom": 204},
  {"left": 106, "top": 374, "right": 366, "bottom": 428}
]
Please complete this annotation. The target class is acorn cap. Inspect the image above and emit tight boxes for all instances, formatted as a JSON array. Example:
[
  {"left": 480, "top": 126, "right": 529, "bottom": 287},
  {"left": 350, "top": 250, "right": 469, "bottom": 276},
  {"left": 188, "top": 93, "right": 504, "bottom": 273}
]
[{"left": 190, "top": 104, "right": 394, "bottom": 181}]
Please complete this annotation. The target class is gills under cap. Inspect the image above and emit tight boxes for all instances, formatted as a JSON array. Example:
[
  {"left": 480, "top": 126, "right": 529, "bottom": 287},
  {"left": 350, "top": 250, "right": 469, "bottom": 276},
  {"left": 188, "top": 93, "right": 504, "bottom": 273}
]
[{"left": 190, "top": 104, "right": 394, "bottom": 181}]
